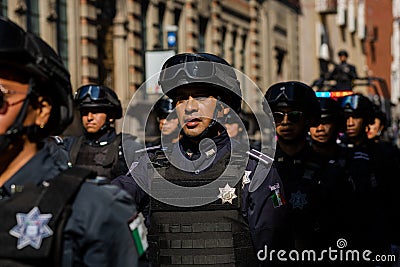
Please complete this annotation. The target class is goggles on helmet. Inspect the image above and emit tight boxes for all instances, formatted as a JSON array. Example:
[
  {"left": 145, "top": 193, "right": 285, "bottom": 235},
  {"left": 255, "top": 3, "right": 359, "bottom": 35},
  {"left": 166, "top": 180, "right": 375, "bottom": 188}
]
[
  {"left": 75, "top": 85, "right": 108, "bottom": 101},
  {"left": 160, "top": 61, "right": 215, "bottom": 87},
  {"left": 340, "top": 94, "right": 366, "bottom": 111},
  {"left": 159, "top": 54, "right": 238, "bottom": 94}
]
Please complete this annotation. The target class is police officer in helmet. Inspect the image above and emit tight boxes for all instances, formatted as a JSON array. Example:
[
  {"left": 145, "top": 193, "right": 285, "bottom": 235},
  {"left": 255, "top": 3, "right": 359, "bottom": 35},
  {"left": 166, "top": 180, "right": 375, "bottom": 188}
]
[
  {"left": 0, "top": 16, "right": 139, "bottom": 266},
  {"left": 340, "top": 94, "right": 398, "bottom": 261},
  {"left": 328, "top": 49, "right": 358, "bottom": 91},
  {"left": 113, "top": 52, "right": 284, "bottom": 266},
  {"left": 146, "top": 95, "right": 180, "bottom": 148},
  {"left": 309, "top": 98, "right": 352, "bottom": 248},
  {"left": 262, "top": 81, "right": 324, "bottom": 257},
  {"left": 64, "top": 84, "right": 142, "bottom": 179},
  {"left": 309, "top": 97, "right": 345, "bottom": 155}
]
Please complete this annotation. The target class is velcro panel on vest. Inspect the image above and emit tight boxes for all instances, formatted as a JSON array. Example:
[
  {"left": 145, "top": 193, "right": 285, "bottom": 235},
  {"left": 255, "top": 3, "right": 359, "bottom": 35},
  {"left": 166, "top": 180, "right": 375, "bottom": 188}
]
[
  {"left": 103, "top": 133, "right": 122, "bottom": 165},
  {"left": 148, "top": 210, "right": 255, "bottom": 266},
  {"left": 0, "top": 167, "right": 95, "bottom": 263},
  {"left": 68, "top": 136, "right": 84, "bottom": 165},
  {"left": 150, "top": 158, "right": 244, "bottom": 212}
]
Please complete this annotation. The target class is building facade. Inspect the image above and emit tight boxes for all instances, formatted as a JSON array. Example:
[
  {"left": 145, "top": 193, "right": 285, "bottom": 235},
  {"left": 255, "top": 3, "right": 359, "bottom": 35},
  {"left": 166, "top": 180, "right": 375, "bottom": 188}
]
[{"left": 1, "top": 0, "right": 395, "bottom": 141}]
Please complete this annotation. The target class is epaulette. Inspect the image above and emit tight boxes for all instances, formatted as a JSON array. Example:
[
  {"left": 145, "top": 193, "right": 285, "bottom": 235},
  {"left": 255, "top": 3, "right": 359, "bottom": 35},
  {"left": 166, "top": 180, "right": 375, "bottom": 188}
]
[
  {"left": 246, "top": 149, "right": 274, "bottom": 166},
  {"left": 48, "top": 135, "right": 64, "bottom": 145},
  {"left": 86, "top": 176, "right": 111, "bottom": 185},
  {"left": 135, "top": 145, "right": 162, "bottom": 154}
]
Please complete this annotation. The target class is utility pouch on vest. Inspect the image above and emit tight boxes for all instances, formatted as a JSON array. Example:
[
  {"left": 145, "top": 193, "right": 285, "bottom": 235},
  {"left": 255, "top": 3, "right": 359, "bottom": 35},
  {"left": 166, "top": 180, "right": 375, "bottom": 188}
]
[
  {"left": 103, "top": 133, "right": 122, "bottom": 166},
  {"left": 0, "top": 167, "right": 96, "bottom": 267},
  {"left": 147, "top": 152, "right": 257, "bottom": 266}
]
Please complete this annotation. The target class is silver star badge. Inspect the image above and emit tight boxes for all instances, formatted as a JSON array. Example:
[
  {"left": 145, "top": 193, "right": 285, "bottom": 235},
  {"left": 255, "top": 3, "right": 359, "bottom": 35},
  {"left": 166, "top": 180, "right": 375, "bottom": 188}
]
[
  {"left": 9, "top": 206, "right": 53, "bottom": 249},
  {"left": 218, "top": 183, "right": 237, "bottom": 204},
  {"left": 289, "top": 190, "right": 308, "bottom": 210}
]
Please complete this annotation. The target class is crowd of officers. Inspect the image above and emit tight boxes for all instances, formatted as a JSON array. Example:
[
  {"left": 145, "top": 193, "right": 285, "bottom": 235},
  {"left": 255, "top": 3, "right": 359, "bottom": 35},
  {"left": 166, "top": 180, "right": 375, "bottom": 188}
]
[{"left": 1, "top": 15, "right": 400, "bottom": 267}]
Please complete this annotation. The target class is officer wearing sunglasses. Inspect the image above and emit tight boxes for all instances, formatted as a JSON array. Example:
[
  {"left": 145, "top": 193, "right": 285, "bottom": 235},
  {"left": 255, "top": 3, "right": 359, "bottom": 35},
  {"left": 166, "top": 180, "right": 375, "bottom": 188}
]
[
  {"left": 260, "top": 81, "right": 328, "bottom": 257},
  {"left": 112, "top": 53, "right": 285, "bottom": 266},
  {"left": 0, "top": 16, "right": 139, "bottom": 266},
  {"left": 64, "top": 84, "right": 142, "bottom": 180}
]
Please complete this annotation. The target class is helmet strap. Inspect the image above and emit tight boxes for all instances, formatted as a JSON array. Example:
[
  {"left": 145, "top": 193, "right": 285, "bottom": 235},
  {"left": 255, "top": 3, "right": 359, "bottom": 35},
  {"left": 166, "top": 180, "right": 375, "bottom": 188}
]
[
  {"left": 0, "top": 78, "right": 36, "bottom": 170},
  {"left": 83, "top": 118, "right": 112, "bottom": 139},
  {"left": 188, "top": 97, "right": 225, "bottom": 141}
]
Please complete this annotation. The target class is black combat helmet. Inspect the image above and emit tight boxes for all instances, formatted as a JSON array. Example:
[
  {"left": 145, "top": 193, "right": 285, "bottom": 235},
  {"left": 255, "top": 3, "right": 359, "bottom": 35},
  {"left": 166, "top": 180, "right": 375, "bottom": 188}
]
[
  {"left": 318, "top": 97, "right": 345, "bottom": 131},
  {"left": 0, "top": 16, "right": 73, "bottom": 136},
  {"left": 154, "top": 96, "right": 174, "bottom": 119},
  {"left": 340, "top": 93, "right": 374, "bottom": 125},
  {"left": 338, "top": 49, "right": 349, "bottom": 57},
  {"left": 319, "top": 97, "right": 343, "bottom": 121},
  {"left": 158, "top": 52, "right": 242, "bottom": 112},
  {"left": 372, "top": 104, "right": 388, "bottom": 129},
  {"left": 74, "top": 84, "right": 123, "bottom": 119},
  {"left": 263, "top": 81, "right": 321, "bottom": 127}
]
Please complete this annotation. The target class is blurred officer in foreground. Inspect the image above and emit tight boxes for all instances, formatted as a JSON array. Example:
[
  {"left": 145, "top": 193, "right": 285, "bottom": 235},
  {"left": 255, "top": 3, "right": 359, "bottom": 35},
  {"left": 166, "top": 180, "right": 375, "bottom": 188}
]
[
  {"left": 328, "top": 49, "right": 358, "bottom": 91},
  {"left": 0, "top": 16, "right": 139, "bottom": 266},
  {"left": 112, "top": 52, "right": 285, "bottom": 266},
  {"left": 263, "top": 81, "right": 325, "bottom": 261},
  {"left": 340, "top": 94, "right": 399, "bottom": 265},
  {"left": 145, "top": 95, "right": 180, "bottom": 149},
  {"left": 64, "top": 84, "right": 142, "bottom": 179}
]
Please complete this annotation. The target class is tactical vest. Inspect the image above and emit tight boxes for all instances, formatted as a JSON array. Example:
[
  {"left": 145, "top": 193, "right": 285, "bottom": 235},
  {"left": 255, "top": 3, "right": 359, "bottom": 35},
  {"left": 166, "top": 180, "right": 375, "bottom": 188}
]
[
  {"left": 70, "top": 134, "right": 122, "bottom": 178},
  {"left": 147, "top": 152, "right": 257, "bottom": 267},
  {"left": 0, "top": 167, "right": 95, "bottom": 267}
]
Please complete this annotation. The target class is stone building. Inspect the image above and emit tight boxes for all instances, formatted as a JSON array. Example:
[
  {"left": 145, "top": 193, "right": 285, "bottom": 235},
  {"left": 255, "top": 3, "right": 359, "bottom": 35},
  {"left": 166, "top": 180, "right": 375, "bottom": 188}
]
[{"left": 1, "top": 0, "right": 395, "bottom": 141}]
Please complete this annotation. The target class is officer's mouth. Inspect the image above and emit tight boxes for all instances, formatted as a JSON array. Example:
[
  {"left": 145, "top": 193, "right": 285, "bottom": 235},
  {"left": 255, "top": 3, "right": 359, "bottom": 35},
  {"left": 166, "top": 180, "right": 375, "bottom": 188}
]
[{"left": 184, "top": 117, "right": 201, "bottom": 128}]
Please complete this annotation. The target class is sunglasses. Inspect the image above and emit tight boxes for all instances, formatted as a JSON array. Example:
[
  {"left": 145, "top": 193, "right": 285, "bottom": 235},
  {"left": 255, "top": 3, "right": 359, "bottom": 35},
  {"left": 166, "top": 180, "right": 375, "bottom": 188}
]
[
  {"left": 273, "top": 111, "right": 304, "bottom": 124},
  {"left": 158, "top": 111, "right": 177, "bottom": 120},
  {"left": 0, "top": 84, "right": 27, "bottom": 114}
]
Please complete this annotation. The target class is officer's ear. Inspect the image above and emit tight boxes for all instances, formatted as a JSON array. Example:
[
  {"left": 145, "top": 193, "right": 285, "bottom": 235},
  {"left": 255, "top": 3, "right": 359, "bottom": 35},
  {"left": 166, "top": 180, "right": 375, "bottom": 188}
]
[{"left": 34, "top": 96, "right": 52, "bottom": 128}]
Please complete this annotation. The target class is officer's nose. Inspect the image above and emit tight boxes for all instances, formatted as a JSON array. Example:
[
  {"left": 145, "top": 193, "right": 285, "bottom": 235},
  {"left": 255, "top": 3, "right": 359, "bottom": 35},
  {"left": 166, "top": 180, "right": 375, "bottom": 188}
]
[
  {"left": 346, "top": 116, "right": 354, "bottom": 126},
  {"left": 87, "top": 112, "right": 94, "bottom": 121},
  {"left": 184, "top": 96, "right": 199, "bottom": 113}
]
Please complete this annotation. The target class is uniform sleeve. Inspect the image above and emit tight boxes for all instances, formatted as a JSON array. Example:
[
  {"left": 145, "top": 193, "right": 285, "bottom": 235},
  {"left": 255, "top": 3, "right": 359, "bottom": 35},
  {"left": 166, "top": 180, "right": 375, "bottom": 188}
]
[
  {"left": 63, "top": 183, "right": 139, "bottom": 267},
  {"left": 242, "top": 163, "right": 290, "bottom": 252}
]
